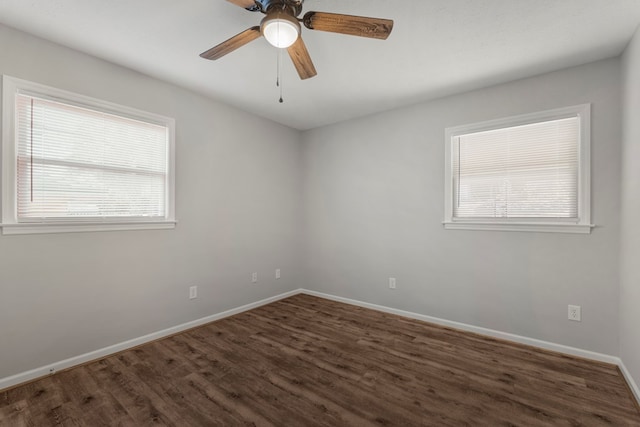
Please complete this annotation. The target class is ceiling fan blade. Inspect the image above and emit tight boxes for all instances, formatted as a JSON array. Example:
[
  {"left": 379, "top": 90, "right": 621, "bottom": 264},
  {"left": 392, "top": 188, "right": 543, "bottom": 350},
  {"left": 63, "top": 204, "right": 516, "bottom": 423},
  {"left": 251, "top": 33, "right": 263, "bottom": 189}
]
[
  {"left": 226, "top": 0, "right": 257, "bottom": 10},
  {"left": 303, "top": 12, "right": 393, "bottom": 40},
  {"left": 287, "top": 36, "right": 317, "bottom": 80},
  {"left": 200, "top": 26, "right": 261, "bottom": 60}
]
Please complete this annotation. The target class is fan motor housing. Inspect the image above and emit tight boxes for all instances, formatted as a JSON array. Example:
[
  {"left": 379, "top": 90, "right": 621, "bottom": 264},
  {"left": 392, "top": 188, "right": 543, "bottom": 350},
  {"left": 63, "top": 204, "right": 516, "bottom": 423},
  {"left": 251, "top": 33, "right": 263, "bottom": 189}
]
[{"left": 254, "top": 0, "right": 304, "bottom": 17}]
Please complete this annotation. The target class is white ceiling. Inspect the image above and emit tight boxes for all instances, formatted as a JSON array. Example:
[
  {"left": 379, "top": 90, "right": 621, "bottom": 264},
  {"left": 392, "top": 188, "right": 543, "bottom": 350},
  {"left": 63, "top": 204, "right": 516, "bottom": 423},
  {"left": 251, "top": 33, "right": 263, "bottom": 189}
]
[{"left": 0, "top": 0, "right": 639, "bottom": 130}]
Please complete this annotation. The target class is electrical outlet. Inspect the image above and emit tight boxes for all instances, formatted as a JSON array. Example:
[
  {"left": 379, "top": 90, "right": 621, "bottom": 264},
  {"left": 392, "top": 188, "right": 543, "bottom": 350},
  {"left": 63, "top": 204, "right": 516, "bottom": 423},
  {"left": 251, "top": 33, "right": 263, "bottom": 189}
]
[
  {"left": 189, "top": 286, "right": 197, "bottom": 300},
  {"left": 568, "top": 305, "right": 581, "bottom": 321},
  {"left": 389, "top": 277, "right": 397, "bottom": 289},
  {"left": 275, "top": 268, "right": 281, "bottom": 279},
  {"left": 252, "top": 272, "right": 258, "bottom": 283}
]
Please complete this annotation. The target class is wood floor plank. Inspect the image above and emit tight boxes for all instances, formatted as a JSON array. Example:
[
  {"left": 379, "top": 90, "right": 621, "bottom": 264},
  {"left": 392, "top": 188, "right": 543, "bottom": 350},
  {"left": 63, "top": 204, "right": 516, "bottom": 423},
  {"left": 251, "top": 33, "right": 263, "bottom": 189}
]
[
  {"left": 2, "top": 294, "right": 639, "bottom": 426},
  {"left": 88, "top": 356, "right": 191, "bottom": 426},
  {"left": 0, "top": 400, "right": 30, "bottom": 427},
  {"left": 239, "top": 312, "right": 558, "bottom": 425},
  {"left": 250, "top": 304, "right": 604, "bottom": 422},
  {"left": 187, "top": 320, "right": 375, "bottom": 426}
]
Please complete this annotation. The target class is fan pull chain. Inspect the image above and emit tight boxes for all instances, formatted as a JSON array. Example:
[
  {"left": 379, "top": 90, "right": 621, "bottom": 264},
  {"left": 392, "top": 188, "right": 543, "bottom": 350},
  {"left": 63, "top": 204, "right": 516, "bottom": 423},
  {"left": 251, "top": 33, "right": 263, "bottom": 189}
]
[
  {"left": 277, "top": 9, "right": 283, "bottom": 103},
  {"left": 276, "top": 47, "right": 284, "bottom": 103}
]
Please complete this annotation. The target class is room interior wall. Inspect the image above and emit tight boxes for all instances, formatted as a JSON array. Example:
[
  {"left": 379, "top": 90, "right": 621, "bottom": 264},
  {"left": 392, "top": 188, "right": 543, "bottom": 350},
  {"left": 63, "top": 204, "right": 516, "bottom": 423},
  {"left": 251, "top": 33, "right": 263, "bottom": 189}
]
[
  {"left": 620, "top": 24, "right": 640, "bottom": 390},
  {"left": 301, "top": 58, "right": 622, "bottom": 356},
  {"left": 0, "top": 19, "right": 634, "bottom": 390},
  {"left": 0, "top": 23, "right": 303, "bottom": 380}
]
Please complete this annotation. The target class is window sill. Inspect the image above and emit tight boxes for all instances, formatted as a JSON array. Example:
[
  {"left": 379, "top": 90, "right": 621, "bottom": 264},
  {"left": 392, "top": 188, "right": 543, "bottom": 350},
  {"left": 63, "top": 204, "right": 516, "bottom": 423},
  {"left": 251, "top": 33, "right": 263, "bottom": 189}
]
[
  {"left": 0, "top": 220, "right": 176, "bottom": 235},
  {"left": 442, "top": 221, "right": 593, "bottom": 234}
]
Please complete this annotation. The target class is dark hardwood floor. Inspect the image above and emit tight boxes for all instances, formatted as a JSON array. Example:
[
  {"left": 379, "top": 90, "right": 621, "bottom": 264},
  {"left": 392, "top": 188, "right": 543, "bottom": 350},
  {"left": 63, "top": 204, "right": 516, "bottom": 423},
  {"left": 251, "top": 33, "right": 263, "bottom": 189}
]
[{"left": 1, "top": 294, "right": 639, "bottom": 426}]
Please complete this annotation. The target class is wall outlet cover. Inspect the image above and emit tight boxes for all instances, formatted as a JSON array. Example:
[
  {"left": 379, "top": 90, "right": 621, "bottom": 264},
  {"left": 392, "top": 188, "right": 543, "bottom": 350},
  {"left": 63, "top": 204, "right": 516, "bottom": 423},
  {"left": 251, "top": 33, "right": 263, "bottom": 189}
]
[{"left": 568, "top": 305, "right": 581, "bottom": 321}]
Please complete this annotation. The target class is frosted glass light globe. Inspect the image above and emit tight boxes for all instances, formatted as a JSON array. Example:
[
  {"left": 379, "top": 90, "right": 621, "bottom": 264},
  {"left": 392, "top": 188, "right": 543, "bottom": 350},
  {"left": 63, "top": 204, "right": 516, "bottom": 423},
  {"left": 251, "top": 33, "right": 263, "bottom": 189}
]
[{"left": 261, "top": 15, "right": 300, "bottom": 48}]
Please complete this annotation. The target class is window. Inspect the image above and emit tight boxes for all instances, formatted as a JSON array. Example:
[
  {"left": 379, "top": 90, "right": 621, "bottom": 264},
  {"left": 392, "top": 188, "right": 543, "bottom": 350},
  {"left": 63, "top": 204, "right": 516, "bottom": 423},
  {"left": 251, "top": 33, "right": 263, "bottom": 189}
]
[
  {"left": 1, "top": 76, "right": 175, "bottom": 234},
  {"left": 444, "top": 105, "right": 591, "bottom": 233}
]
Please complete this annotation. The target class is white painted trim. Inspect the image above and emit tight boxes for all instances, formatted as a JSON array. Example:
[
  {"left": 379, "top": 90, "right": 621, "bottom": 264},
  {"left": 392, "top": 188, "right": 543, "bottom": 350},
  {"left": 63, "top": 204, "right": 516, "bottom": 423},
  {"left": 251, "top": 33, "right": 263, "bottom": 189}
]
[
  {"left": 1, "top": 76, "right": 17, "bottom": 227},
  {"left": 300, "top": 290, "right": 639, "bottom": 405},
  {"left": 443, "top": 104, "right": 592, "bottom": 234},
  {"left": 0, "top": 289, "right": 301, "bottom": 391},
  {"left": 299, "top": 290, "right": 619, "bottom": 364},
  {"left": 619, "top": 360, "right": 640, "bottom": 406},
  {"left": 443, "top": 221, "right": 593, "bottom": 234},
  {"left": 1, "top": 75, "right": 176, "bottom": 234},
  {"left": 1, "top": 220, "right": 177, "bottom": 235},
  {"left": 3, "top": 287, "right": 638, "bottom": 408}
]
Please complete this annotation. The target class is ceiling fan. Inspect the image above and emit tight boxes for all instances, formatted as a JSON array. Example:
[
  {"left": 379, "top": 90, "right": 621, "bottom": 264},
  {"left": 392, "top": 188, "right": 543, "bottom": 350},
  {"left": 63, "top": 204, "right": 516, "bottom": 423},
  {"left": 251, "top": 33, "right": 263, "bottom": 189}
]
[{"left": 200, "top": 0, "right": 394, "bottom": 80}]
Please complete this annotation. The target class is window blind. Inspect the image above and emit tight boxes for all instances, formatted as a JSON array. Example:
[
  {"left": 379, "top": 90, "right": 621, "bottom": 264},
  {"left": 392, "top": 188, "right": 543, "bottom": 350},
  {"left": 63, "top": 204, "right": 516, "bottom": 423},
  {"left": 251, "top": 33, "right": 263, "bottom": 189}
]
[
  {"left": 452, "top": 117, "right": 579, "bottom": 219},
  {"left": 15, "top": 93, "right": 169, "bottom": 221}
]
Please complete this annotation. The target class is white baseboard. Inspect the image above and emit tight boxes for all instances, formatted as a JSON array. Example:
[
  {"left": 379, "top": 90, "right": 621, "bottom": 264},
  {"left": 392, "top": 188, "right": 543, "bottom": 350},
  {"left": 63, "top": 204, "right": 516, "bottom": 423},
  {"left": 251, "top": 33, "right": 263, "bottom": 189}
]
[
  {"left": 300, "top": 290, "right": 620, "bottom": 364},
  {"left": 0, "top": 289, "right": 301, "bottom": 392},
  {"left": 619, "top": 360, "right": 640, "bottom": 406},
  {"left": 2, "top": 287, "right": 639, "bottom": 408},
  {"left": 299, "top": 289, "right": 640, "bottom": 405}
]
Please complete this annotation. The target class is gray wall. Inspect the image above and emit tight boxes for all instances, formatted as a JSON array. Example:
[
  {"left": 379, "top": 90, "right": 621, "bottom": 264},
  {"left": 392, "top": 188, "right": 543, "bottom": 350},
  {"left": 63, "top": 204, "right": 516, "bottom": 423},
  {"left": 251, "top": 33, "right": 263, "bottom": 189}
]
[
  {"left": 0, "top": 21, "right": 633, "bottom": 384},
  {"left": 302, "top": 58, "right": 622, "bottom": 355},
  {"left": 0, "top": 24, "right": 303, "bottom": 379},
  {"left": 620, "top": 25, "right": 640, "bottom": 387}
]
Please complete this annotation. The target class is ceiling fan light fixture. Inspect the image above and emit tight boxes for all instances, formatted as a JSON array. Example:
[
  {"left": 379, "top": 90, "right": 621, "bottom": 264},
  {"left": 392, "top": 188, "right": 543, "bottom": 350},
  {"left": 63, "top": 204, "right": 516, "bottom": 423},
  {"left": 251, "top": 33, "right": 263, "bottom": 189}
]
[
  {"left": 202, "top": 1, "right": 394, "bottom": 81},
  {"left": 261, "top": 13, "right": 300, "bottom": 48}
]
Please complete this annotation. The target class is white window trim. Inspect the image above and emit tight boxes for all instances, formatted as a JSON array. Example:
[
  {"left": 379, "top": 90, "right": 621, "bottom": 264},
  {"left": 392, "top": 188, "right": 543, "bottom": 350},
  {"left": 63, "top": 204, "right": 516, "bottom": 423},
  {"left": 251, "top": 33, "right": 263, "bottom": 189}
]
[
  {"left": 443, "top": 104, "right": 593, "bottom": 234},
  {"left": 1, "top": 75, "right": 176, "bottom": 235}
]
